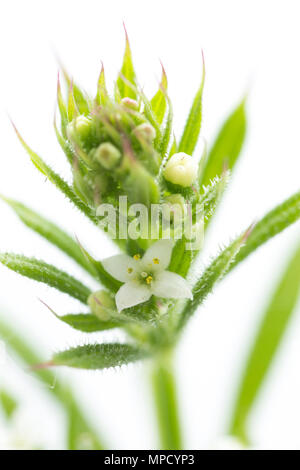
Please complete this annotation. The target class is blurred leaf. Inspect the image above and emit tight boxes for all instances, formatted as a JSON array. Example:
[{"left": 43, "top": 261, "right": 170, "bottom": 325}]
[
  {"left": 57, "top": 74, "right": 68, "bottom": 137},
  {"left": 230, "top": 240, "right": 300, "bottom": 442},
  {"left": 178, "top": 225, "right": 253, "bottom": 330},
  {"left": 95, "top": 63, "right": 108, "bottom": 105},
  {"left": 230, "top": 190, "right": 300, "bottom": 272},
  {"left": 60, "top": 65, "right": 90, "bottom": 115},
  {"left": 0, "top": 317, "right": 105, "bottom": 449},
  {"left": 151, "top": 64, "right": 168, "bottom": 125},
  {"left": 53, "top": 343, "right": 148, "bottom": 370},
  {"left": 0, "top": 254, "right": 91, "bottom": 304},
  {"left": 117, "top": 28, "right": 137, "bottom": 100},
  {"left": 0, "top": 196, "right": 97, "bottom": 278},
  {"left": 56, "top": 313, "right": 120, "bottom": 333},
  {"left": 67, "top": 83, "right": 78, "bottom": 122},
  {"left": 178, "top": 54, "right": 205, "bottom": 156},
  {"left": 200, "top": 98, "right": 246, "bottom": 187},
  {"left": 0, "top": 389, "right": 17, "bottom": 419}
]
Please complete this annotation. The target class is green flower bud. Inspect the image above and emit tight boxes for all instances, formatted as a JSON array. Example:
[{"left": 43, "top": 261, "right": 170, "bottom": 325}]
[
  {"left": 121, "top": 97, "right": 139, "bottom": 110},
  {"left": 93, "top": 142, "right": 122, "bottom": 169},
  {"left": 164, "top": 152, "right": 198, "bottom": 187},
  {"left": 67, "top": 115, "right": 92, "bottom": 142},
  {"left": 133, "top": 123, "right": 156, "bottom": 142},
  {"left": 88, "top": 290, "right": 115, "bottom": 321}
]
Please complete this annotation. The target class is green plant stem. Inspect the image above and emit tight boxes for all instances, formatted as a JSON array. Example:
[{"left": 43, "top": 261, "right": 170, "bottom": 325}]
[{"left": 151, "top": 350, "right": 183, "bottom": 450}]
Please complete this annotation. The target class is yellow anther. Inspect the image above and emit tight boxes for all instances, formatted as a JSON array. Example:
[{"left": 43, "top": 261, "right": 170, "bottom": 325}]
[
  {"left": 127, "top": 267, "right": 133, "bottom": 274},
  {"left": 153, "top": 258, "right": 159, "bottom": 265},
  {"left": 146, "top": 275, "right": 153, "bottom": 285},
  {"left": 133, "top": 254, "right": 141, "bottom": 260}
]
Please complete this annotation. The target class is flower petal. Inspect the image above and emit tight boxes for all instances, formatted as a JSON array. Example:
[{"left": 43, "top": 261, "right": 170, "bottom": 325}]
[
  {"left": 115, "top": 281, "right": 152, "bottom": 312},
  {"left": 152, "top": 271, "right": 193, "bottom": 299},
  {"left": 102, "top": 254, "right": 139, "bottom": 282},
  {"left": 142, "top": 239, "right": 174, "bottom": 272}
]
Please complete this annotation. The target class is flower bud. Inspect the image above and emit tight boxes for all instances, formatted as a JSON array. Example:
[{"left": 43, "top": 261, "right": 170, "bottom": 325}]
[
  {"left": 133, "top": 123, "right": 156, "bottom": 142},
  {"left": 88, "top": 290, "right": 115, "bottom": 321},
  {"left": 164, "top": 152, "right": 198, "bottom": 187},
  {"left": 121, "top": 97, "right": 139, "bottom": 111},
  {"left": 67, "top": 115, "right": 92, "bottom": 142},
  {"left": 93, "top": 142, "right": 122, "bottom": 169}
]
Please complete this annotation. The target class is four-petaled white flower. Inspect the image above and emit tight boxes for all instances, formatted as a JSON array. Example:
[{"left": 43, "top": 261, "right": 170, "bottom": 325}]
[{"left": 102, "top": 239, "right": 193, "bottom": 312}]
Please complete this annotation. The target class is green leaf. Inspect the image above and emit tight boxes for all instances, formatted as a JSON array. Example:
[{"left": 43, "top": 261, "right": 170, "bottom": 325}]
[
  {"left": 178, "top": 54, "right": 205, "bottom": 156},
  {"left": 75, "top": 238, "right": 122, "bottom": 292},
  {"left": 67, "top": 83, "right": 78, "bottom": 122},
  {"left": 178, "top": 226, "right": 253, "bottom": 330},
  {"left": 116, "top": 27, "right": 137, "bottom": 100},
  {"left": 52, "top": 343, "right": 148, "bottom": 370},
  {"left": 57, "top": 74, "right": 68, "bottom": 137},
  {"left": 56, "top": 313, "right": 120, "bottom": 333},
  {"left": 229, "top": 240, "right": 300, "bottom": 442},
  {"left": 13, "top": 124, "right": 99, "bottom": 225},
  {"left": 151, "top": 64, "right": 168, "bottom": 125},
  {"left": 230, "top": 190, "right": 300, "bottom": 272},
  {"left": 0, "top": 196, "right": 97, "bottom": 278},
  {"left": 199, "top": 171, "right": 230, "bottom": 225},
  {"left": 0, "top": 254, "right": 91, "bottom": 304},
  {"left": 159, "top": 94, "right": 173, "bottom": 157},
  {"left": 95, "top": 63, "right": 108, "bottom": 105},
  {"left": 200, "top": 98, "right": 246, "bottom": 187},
  {"left": 0, "top": 389, "right": 18, "bottom": 419},
  {"left": 0, "top": 317, "right": 105, "bottom": 449},
  {"left": 60, "top": 65, "right": 90, "bottom": 116}
]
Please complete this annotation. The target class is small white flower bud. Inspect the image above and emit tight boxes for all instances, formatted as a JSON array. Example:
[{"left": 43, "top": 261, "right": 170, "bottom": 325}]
[
  {"left": 67, "top": 115, "right": 91, "bottom": 142},
  {"left": 133, "top": 123, "right": 156, "bottom": 142},
  {"left": 94, "top": 142, "right": 121, "bottom": 169},
  {"left": 121, "top": 97, "right": 139, "bottom": 110},
  {"left": 164, "top": 152, "right": 198, "bottom": 187},
  {"left": 88, "top": 290, "right": 115, "bottom": 321}
]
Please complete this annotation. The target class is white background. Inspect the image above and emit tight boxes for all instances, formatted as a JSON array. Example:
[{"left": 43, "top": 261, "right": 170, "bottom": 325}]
[{"left": 1, "top": 0, "right": 300, "bottom": 449}]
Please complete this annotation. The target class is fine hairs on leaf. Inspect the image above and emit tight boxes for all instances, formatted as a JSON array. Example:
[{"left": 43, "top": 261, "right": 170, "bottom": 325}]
[{"left": 52, "top": 343, "right": 149, "bottom": 370}]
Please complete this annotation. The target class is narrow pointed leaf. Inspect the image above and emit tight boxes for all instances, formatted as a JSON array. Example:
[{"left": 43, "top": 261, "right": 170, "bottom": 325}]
[
  {"left": 178, "top": 226, "right": 252, "bottom": 330},
  {"left": 117, "top": 28, "right": 137, "bottom": 100},
  {"left": 230, "top": 189, "right": 300, "bottom": 272},
  {"left": 67, "top": 83, "right": 78, "bottom": 122},
  {"left": 199, "top": 171, "right": 230, "bottom": 225},
  {"left": 0, "top": 254, "right": 91, "bottom": 304},
  {"left": 230, "top": 240, "right": 300, "bottom": 442},
  {"left": 61, "top": 65, "right": 90, "bottom": 115},
  {"left": 200, "top": 98, "right": 246, "bottom": 187},
  {"left": 57, "top": 74, "right": 68, "bottom": 137},
  {"left": 159, "top": 95, "right": 173, "bottom": 156},
  {"left": 0, "top": 196, "right": 97, "bottom": 278},
  {"left": 151, "top": 64, "right": 168, "bottom": 125},
  {"left": 57, "top": 313, "right": 121, "bottom": 333},
  {"left": 0, "top": 390, "right": 17, "bottom": 419},
  {"left": 95, "top": 63, "right": 108, "bottom": 105},
  {"left": 178, "top": 54, "right": 205, "bottom": 155},
  {"left": 76, "top": 239, "right": 122, "bottom": 292},
  {"left": 52, "top": 343, "right": 148, "bottom": 370},
  {"left": 13, "top": 125, "right": 99, "bottom": 225}
]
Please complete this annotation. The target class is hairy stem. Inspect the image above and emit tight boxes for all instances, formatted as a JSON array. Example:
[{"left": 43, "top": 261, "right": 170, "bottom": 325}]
[{"left": 151, "top": 350, "right": 183, "bottom": 450}]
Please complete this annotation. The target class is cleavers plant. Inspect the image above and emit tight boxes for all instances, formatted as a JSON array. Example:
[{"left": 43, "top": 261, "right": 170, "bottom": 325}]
[{"left": 1, "top": 29, "right": 300, "bottom": 449}]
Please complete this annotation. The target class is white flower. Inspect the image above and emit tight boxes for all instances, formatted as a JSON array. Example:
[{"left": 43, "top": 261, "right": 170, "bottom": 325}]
[
  {"left": 164, "top": 152, "right": 198, "bottom": 187},
  {"left": 102, "top": 239, "right": 192, "bottom": 312}
]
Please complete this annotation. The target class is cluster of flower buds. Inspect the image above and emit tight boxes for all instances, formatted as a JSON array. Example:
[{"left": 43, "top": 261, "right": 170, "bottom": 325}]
[{"left": 55, "top": 31, "right": 205, "bottom": 251}]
